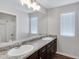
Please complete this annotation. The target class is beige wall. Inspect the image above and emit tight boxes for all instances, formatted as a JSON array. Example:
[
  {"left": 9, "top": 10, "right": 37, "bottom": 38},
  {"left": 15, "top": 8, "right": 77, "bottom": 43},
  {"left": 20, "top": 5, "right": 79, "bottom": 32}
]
[
  {"left": 38, "top": 14, "right": 48, "bottom": 34},
  {"left": 39, "top": 2, "right": 79, "bottom": 57},
  {"left": 48, "top": 2, "right": 79, "bottom": 57},
  {"left": 16, "top": 13, "right": 29, "bottom": 40}
]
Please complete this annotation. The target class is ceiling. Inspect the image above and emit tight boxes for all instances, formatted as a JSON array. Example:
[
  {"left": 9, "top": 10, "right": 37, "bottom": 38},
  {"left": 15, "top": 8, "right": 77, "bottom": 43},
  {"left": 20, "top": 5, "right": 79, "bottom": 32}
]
[
  {"left": 3, "top": 0, "right": 79, "bottom": 9},
  {"left": 38, "top": 0, "right": 79, "bottom": 9},
  {"left": 0, "top": 0, "right": 79, "bottom": 13}
]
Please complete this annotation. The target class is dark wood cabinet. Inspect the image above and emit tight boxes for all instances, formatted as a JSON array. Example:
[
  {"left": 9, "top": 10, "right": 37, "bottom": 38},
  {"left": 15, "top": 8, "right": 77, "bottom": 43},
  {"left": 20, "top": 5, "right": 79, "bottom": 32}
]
[
  {"left": 38, "top": 46, "right": 47, "bottom": 59},
  {"left": 26, "top": 39, "right": 57, "bottom": 59},
  {"left": 47, "top": 39, "right": 57, "bottom": 59},
  {"left": 26, "top": 52, "right": 38, "bottom": 59},
  {"left": 47, "top": 45, "right": 56, "bottom": 59},
  {"left": 39, "top": 52, "right": 47, "bottom": 59}
]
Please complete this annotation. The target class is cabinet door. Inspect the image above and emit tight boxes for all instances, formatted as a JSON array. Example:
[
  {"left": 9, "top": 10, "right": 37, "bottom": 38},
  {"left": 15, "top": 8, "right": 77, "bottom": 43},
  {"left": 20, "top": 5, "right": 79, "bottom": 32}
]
[
  {"left": 39, "top": 52, "right": 47, "bottom": 59},
  {"left": 47, "top": 46, "right": 56, "bottom": 59},
  {"left": 50, "top": 46, "right": 55, "bottom": 58},
  {"left": 38, "top": 46, "right": 47, "bottom": 59},
  {"left": 48, "top": 45, "right": 56, "bottom": 59},
  {"left": 26, "top": 52, "right": 38, "bottom": 59},
  {"left": 47, "top": 48, "right": 52, "bottom": 59}
]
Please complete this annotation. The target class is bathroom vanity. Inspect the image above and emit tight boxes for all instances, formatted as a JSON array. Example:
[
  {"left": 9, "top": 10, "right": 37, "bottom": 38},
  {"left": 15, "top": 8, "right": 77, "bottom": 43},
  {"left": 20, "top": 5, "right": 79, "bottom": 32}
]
[
  {"left": 26, "top": 37, "right": 57, "bottom": 59},
  {"left": 0, "top": 35, "right": 57, "bottom": 59}
]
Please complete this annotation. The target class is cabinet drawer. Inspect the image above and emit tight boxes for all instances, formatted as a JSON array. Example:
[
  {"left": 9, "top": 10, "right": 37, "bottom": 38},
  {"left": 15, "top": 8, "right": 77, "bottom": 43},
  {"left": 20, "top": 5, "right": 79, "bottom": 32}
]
[
  {"left": 39, "top": 46, "right": 47, "bottom": 54},
  {"left": 47, "top": 39, "right": 57, "bottom": 49},
  {"left": 47, "top": 41, "right": 54, "bottom": 49}
]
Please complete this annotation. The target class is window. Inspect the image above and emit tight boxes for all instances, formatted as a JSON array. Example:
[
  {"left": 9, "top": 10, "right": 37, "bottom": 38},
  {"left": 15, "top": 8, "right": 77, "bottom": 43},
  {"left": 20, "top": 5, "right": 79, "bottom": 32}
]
[
  {"left": 30, "top": 16, "right": 38, "bottom": 34},
  {"left": 60, "top": 12, "right": 75, "bottom": 36}
]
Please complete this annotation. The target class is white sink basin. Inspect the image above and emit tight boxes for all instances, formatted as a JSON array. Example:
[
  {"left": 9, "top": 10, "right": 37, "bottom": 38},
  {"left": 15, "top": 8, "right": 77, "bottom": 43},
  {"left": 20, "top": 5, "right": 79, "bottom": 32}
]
[
  {"left": 42, "top": 37, "right": 54, "bottom": 40},
  {"left": 8, "top": 45, "right": 33, "bottom": 56}
]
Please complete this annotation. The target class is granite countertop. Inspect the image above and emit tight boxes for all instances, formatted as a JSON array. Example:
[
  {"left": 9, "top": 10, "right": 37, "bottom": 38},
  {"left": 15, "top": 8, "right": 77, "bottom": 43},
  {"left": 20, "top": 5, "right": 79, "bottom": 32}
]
[{"left": 0, "top": 35, "right": 56, "bottom": 59}]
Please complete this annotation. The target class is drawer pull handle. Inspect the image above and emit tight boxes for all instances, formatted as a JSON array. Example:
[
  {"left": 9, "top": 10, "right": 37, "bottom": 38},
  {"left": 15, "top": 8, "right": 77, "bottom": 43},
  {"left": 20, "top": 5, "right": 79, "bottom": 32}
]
[
  {"left": 42, "top": 49, "right": 46, "bottom": 53},
  {"left": 48, "top": 45, "right": 51, "bottom": 48}
]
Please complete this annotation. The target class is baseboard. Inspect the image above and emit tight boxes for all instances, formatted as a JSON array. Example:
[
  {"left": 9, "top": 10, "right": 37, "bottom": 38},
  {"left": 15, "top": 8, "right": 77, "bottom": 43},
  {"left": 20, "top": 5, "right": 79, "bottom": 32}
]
[{"left": 56, "top": 52, "right": 79, "bottom": 59}]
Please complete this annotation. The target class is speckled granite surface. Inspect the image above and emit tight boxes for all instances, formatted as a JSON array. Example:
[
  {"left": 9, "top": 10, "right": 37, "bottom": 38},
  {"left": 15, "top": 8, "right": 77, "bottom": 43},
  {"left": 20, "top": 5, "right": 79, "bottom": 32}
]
[{"left": 0, "top": 35, "right": 56, "bottom": 59}]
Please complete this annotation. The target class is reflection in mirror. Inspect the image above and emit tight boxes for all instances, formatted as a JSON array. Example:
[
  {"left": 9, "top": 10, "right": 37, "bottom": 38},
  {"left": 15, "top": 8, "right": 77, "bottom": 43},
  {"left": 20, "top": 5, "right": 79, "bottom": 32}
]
[{"left": 0, "top": 12, "right": 16, "bottom": 43}]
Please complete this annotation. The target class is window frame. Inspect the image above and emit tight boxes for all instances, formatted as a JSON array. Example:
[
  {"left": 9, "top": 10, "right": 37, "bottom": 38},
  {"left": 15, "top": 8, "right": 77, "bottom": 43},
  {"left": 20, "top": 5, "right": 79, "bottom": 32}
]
[
  {"left": 60, "top": 12, "right": 76, "bottom": 37},
  {"left": 29, "top": 15, "right": 38, "bottom": 34}
]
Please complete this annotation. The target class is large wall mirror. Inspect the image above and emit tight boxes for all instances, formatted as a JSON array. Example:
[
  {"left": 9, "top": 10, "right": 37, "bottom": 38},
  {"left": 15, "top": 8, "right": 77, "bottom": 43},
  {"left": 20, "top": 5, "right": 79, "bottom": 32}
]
[{"left": 0, "top": 12, "right": 16, "bottom": 43}]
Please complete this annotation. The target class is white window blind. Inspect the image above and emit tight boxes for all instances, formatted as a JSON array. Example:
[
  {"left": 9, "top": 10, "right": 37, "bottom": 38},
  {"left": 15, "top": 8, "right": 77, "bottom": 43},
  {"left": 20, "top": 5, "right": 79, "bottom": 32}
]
[
  {"left": 60, "top": 12, "right": 75, "bottom": 36},
  {"left": 31, "top": 16, "right": 38, "bottom": 34}
]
